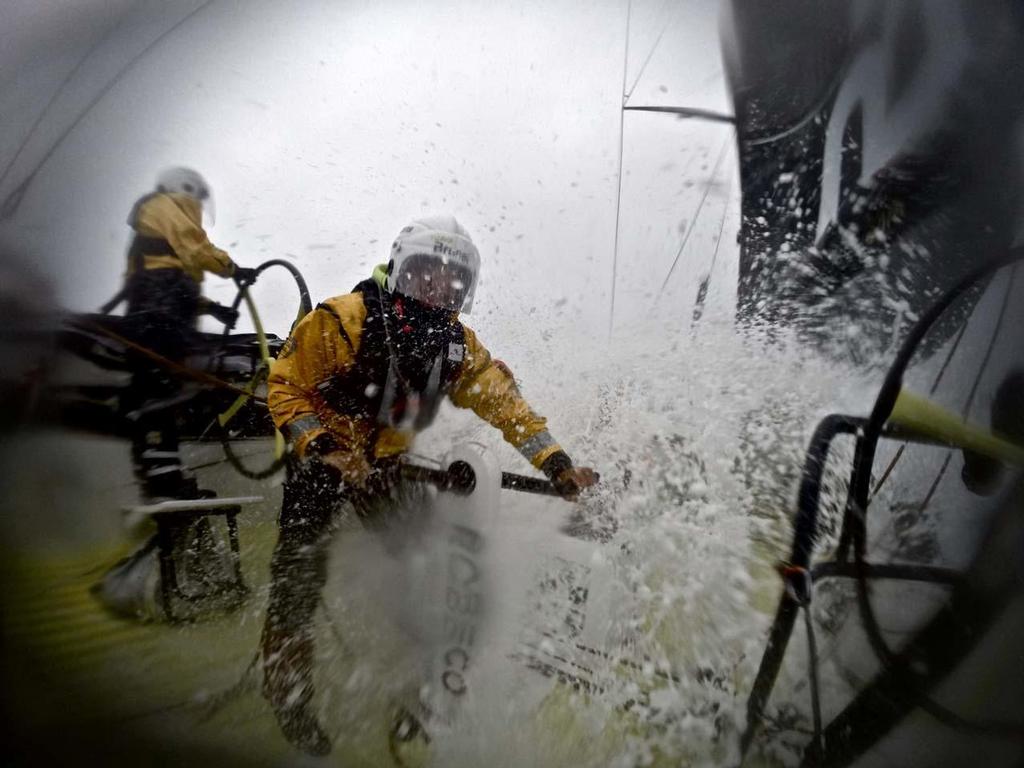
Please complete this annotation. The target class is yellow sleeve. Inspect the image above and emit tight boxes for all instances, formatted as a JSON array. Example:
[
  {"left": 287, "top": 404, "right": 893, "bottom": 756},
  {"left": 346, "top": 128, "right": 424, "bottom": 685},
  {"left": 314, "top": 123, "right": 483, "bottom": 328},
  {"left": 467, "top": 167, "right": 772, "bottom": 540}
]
[
  {"left": 448, "top": 326, "right": 562, "bottom": 469},
  {"left": 136, "top": 194, "right": 234, "bottom": 279},
  {"left": 266, "top": 298, "right": 371, "bottom": 458}
]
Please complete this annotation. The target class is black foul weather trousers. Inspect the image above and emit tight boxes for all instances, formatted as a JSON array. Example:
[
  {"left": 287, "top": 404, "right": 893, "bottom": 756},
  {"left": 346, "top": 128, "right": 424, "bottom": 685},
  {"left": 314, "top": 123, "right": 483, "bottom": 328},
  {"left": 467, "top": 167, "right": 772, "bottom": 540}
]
[
  {"left": 123, "top": 269, "right": 200, "bottom": 500},
  {"left": 261, "top": 455, "right": 410, "bottom": 722},
  {"left": 265, "top": 458, "right": 349, "bottom": 638}
]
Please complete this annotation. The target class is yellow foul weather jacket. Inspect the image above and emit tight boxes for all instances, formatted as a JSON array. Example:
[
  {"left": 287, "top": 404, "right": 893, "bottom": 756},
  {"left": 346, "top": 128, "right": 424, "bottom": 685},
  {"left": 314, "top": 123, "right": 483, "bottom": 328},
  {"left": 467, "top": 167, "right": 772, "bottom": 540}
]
[
  {"left": 267, "top": 285, "right": 563, "bottom": 470},
  {"left": 127, "top": 192, "right": 235, "bottom": 283}
]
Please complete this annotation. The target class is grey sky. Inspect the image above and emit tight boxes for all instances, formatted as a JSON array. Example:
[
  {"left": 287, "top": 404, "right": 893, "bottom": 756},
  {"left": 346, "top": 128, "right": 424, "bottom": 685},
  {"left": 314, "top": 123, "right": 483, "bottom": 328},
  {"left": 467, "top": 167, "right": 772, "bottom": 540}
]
[{"left": 0, "top": 0, "right": 735, "bottom": 346}]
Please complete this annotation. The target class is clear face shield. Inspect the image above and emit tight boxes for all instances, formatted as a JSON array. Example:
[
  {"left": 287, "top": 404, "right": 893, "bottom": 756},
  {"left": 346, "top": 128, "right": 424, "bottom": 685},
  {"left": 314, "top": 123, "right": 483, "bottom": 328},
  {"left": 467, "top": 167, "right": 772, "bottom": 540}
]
[
  {"left": 156, "top": 168, "right": 215, "bottom": 224},
  {"left": 174, "top": 175, "right": 215, "bottom": 226},
  {"left": 393, "top": 254, "right": 475, "bottom": 313},
  {"left": 195, "top": 186, "right": 215, "bottom": 227}
]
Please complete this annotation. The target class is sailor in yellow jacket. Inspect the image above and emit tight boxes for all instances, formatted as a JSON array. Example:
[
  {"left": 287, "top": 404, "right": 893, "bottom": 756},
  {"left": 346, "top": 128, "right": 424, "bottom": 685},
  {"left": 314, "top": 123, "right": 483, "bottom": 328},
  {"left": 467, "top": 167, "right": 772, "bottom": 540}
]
[
  {"left": 122, "top": 167, "right": 257, "bottom": 501},
  {"left": 261, "top": 214, "right": 597, "bottom": 755}
]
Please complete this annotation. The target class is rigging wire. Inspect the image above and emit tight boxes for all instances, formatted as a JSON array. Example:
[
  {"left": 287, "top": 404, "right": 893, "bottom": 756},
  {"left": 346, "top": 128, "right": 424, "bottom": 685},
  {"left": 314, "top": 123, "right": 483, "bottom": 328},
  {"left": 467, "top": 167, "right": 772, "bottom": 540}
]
[
  {"left": 656, "top": 132, "right": 733, "bottom": 300},
  {"left": 608, "top": 0, "right": 734, "bottom": 336},
  {"left": 691, "top": 160, "right": 734, "bottom": 327},
  {"left": 607, "top": 0, "right": 632, "bottom": 339},
  {"left": 0, "top": 14, "right": 124, "bottom": 193},
  {"left": 1, "top": 0, "right": 218, "bottom": 220},
  {"left": 622, "top": 0, "right": 678, "bottom": 105}
]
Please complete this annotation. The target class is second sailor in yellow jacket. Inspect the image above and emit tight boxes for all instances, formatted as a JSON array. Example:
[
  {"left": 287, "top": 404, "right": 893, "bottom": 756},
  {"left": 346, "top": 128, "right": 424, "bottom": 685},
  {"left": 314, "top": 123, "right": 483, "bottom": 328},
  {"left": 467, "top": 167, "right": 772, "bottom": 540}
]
[
  {"left": 260, "top": 214, "right": 597, "bottom": 756},
  {"left": 122, "top": 166, "right": 257, "bottom": 501},
  {"left": 124, "top": 166, "right": 257, "bottom": 324}
]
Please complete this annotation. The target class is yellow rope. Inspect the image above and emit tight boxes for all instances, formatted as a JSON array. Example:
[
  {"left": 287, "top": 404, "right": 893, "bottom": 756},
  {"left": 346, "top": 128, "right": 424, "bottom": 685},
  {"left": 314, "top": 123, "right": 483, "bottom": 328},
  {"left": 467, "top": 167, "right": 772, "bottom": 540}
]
[{"left": 216, "top": 287, "right": 284, "bottom": 458}]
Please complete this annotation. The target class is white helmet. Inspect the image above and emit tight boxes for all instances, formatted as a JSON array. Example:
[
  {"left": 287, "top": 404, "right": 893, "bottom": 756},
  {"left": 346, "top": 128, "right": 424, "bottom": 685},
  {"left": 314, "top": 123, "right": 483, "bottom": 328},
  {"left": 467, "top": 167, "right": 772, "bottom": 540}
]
[
  {"left": 387, "top": 214, "right": 481, "bottom": 314},
  {"left": 155, "top": 166, "right": 211, "bottom": 201},
  {"left": 156, "top": 166, "right": 215, "bottom": 224}
]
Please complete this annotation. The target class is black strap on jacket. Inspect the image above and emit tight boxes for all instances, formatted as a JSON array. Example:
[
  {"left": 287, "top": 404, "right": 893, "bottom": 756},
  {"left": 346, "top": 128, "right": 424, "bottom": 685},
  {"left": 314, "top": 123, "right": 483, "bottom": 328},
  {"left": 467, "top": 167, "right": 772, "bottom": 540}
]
[
  {"left": 313, "top": 280, "right": 466, "bottom": 432},
  {"left": 127, "top": 235, "right": 177, "bottom": 273},
  {"left": 100, "top": 234, "right": 177, "bottom": 314},
  {"left": 101, "top": 193, "right": 181, "bottom": 313}
]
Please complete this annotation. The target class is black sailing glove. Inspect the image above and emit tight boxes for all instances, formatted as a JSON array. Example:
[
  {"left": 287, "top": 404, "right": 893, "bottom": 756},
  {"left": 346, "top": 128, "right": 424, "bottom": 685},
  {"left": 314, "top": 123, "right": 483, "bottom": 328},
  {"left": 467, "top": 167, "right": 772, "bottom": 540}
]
[
  {"left": 233, "top": 266, "right": 259, "bottom": 287},
  {"left": 205, "top": 301, "right": 239, "bottom": 329},
  {"left": 541, "top": 450, "right": 600, "bottom": 500}
]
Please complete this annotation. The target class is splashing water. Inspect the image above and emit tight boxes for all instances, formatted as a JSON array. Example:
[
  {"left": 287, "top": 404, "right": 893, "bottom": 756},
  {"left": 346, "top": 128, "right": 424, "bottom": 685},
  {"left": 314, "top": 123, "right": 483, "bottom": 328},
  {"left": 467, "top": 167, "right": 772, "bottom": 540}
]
[{"left": 392, "top": 307, "right": 879, "bottom": 767}]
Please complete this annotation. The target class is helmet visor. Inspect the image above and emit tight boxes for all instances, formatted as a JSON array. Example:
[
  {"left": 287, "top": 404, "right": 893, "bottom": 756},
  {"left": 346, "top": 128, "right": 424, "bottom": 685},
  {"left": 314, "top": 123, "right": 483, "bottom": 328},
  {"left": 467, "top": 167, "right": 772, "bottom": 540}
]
[
  {"left": 201, "top": 190, "right": 216, "bottom": 226},
  {"left": 186, "top": 180, "right": 214, "bottom": 226},
  {"left": 393, "top": 253, "right": 474, "bottom": 312}
]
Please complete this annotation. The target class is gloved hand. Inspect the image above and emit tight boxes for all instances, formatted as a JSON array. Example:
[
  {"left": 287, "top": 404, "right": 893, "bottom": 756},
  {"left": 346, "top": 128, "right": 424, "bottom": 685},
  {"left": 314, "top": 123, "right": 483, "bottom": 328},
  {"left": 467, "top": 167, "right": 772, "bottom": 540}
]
[
  {"left": 541, "top": 450, "right": 599, "bottom": 501},
  {"left": 206, "top": 302, "right": 239, "bottom": 329},
  {"left": 552, "top": 466, "right": 599, "bottom": 500},
  {"left": 233, "top": 266, "right": 259, "bottom": 287},
  {"left": 320, "top": 449, "right": 373, "bottom": 488}
]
